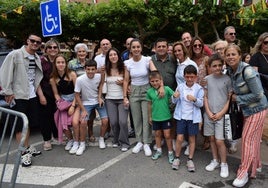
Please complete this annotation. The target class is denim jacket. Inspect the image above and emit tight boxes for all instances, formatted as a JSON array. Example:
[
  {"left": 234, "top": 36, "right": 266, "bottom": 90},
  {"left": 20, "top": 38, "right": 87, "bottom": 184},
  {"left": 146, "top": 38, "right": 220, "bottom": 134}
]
[{"left": 229, "top": 61, "right": 268, "bottom": 117}]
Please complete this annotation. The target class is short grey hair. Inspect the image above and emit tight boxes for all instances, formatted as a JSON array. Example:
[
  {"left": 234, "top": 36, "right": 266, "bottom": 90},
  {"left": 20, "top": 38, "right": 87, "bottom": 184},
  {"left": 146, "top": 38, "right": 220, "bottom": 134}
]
[{"left": 74, "top": 43, "right": 89, "bottom": 53}]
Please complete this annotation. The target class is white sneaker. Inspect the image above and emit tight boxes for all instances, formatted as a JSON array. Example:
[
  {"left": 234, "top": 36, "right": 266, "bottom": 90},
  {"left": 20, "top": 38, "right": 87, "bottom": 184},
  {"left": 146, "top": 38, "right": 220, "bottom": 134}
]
[
  {"left": 184, "top": 146, "right": 189, "bottom": 156},
  {"left": 153, "top": 140, "right": 164, "bottom": 151},
  {"left": 143, "top": 144, "right": 152, "bottom": 157},
  {"left": 232, "top": 173, "right": 248, "bottom": 187},
  {"left": 76, "top": 144, "right": 86, "bottom": 156},
  {"left": 65, "top": 140, "right": 73, "bottom": 151},
  {"left": 69, "top": 143, "right": 79, "bottom": 154},
  {"left": 205, "top": 159, "right": 220, "bottom": 171},
  {"left": 99, "top": 137, "right": 106, "bottom": 149},
  {"left": 220, "top": 163, "right": 229, "bottom": 178},
  {"left": 132, "top": 142, "right": 143, "bottom": 154}
]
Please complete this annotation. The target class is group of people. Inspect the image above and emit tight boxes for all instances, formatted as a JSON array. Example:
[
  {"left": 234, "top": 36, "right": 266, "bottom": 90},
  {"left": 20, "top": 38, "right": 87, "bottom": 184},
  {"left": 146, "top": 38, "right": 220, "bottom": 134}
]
[{"left": 0, "top": 27, "right": 268, "bottom": 188}]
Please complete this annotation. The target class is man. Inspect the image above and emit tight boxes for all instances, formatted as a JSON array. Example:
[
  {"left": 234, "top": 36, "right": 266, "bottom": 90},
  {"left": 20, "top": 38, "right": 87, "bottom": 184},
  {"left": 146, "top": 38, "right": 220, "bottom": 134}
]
[
  {"left": 224, "top": 26, "right": 237, "bottom": 44},
  {"left": 94, "top": 38, "right": 112, "bottom": 70},
  {"left": 181, "top": 32, "right": 212, "bottom": 57},
  {"left": 224, "top": 26, "right": 239, "bottom": 154},
  {"left": 151, "top": 38, "right": 177, "bottom": 156},
  {"left": 121, "top": 37, "right": 134, "bottom": 61},
  {"left": 0, "top": 34, "right": 44, "bottom": 167}
]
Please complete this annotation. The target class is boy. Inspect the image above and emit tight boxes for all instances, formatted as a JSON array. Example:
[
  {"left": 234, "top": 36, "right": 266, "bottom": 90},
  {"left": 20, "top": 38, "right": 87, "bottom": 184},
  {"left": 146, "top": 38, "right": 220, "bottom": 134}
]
[
  {"left": 146, "top": 71, "right": 179, "bottom": 164},
  {"left": 203, "top": 53, "right": 232, "bottom": 178},
  {"left": 172, "top": 65, "right": 204, "bottom": 172},
  {"left": 75, "top": 60, "right": 108, "bottom": 153}
]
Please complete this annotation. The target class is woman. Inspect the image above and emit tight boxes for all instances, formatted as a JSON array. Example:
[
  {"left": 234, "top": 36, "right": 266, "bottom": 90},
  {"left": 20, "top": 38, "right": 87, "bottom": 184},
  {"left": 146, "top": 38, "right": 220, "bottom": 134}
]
[
  {"left": 68, "top": 43, "right": 96, "bottom": 143},
  {"left": 211, "top": 40, "right": 228, "bottom": 73},
  {"left": 242, "top": 53, "right": 251, "bottom": 64},
  {"left": 225, "top": 44, "right": 268, "bottom": 187},
  {"left": 39, "top": 39, "right": 60, "bottom": 151},
  {"left": 249, "top": 32, "right": 268, "bottom": 147},
  {"left": 173, "top": 41, "right": 198, "bottom": 85},
  {"left": 105, "top": 48, "right": 130, "bottom": 151},
  {"left": 123, "top": 38, "right": 163, "bottom": 156},
  {"left": 189, "top": 36, "right": 210, "bottom": 84},
  {"left": 50, "top": 54, "right": 77, "bottom": 153}
]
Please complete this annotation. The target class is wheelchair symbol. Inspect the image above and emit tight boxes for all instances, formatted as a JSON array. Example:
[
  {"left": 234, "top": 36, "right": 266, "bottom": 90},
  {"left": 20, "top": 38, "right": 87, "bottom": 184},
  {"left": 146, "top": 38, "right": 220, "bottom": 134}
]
[{"left": 44, "top": 5, "right": 58, "bottom": 33}]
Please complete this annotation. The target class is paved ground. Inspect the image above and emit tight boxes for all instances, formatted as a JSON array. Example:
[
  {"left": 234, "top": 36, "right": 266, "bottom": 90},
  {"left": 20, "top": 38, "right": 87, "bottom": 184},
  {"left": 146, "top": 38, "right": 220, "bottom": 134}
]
[{"left": 0, "top": 119, "right": 267, "bottom": 188}]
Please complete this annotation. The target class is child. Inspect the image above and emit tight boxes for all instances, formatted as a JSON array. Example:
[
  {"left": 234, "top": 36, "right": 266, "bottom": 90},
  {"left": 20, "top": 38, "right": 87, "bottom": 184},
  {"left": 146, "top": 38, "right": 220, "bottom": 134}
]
[
  {"left": 147, "top": 71, "right": 179, "bottom": 164},
  {"left": 172, "top": 65, "right": 204, "bottom": 172},
  {"left": 74, "top": 60, "right": 109, "bottom": 152},
  {"left": 203, "top": 53, "right": 232, "bottom": 178}
]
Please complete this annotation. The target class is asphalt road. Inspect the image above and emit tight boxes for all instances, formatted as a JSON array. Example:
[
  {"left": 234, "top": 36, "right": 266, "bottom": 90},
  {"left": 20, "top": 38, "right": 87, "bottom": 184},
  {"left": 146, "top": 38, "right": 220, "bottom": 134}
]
[{"left": 0, "top": 122, "right": 267, "bottom": 188}]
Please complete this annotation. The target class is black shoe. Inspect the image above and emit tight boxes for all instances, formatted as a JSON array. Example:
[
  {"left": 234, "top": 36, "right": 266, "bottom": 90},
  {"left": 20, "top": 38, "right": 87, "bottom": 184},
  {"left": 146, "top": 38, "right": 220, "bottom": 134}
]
[{"left": 26, "top": 146, "right": 42, "bottom": 157}]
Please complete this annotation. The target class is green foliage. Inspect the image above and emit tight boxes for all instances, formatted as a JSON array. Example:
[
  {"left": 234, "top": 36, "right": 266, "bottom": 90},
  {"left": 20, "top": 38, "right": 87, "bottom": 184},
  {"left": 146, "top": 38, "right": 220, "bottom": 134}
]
[{"left": 0, "top": 0, "right": 267, "bottom": 50}]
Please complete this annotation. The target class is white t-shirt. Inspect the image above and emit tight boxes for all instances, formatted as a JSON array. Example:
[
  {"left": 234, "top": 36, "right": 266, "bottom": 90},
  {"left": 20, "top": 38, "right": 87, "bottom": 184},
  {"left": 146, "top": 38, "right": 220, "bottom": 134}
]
[
  {"left": 74, "top": 73, "right": 101, "bottom": 105},
  {"left": 125, "top": 56, "right": 151, "bottom": 86},
  {"left": 94, "top": 54, "right": 106, "bottom": 69}
]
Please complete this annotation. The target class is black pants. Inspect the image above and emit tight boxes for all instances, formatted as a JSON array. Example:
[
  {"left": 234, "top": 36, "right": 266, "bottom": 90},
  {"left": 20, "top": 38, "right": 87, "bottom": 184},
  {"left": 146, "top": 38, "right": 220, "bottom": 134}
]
[{"left": 39, "top": 94, "right": 58, "bottom": 141}]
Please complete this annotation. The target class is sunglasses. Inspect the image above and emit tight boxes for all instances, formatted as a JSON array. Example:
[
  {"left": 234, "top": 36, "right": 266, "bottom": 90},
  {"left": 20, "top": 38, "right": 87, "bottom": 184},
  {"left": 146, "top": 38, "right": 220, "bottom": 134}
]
[
  {"left": 47, "top": 46, "right": 58, "bottom": 49},
  {"left": 193, "top": 44, "right": 202, "bottom": 48},
  {"left": 29, "top": 38, "right": 42, "bottom": 45},
  {"left": 263, "top": 41, "right": 268, "bottom": 45},
  {"left": 229, "top": 33, "right": 236, "bottom": 36}
]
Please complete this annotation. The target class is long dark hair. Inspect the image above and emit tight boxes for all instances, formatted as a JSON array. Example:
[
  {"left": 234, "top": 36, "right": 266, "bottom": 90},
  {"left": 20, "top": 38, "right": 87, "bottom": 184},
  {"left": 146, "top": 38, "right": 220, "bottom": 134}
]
[{"left": 105, "top": 48, "right": 124, "bottom": 76}]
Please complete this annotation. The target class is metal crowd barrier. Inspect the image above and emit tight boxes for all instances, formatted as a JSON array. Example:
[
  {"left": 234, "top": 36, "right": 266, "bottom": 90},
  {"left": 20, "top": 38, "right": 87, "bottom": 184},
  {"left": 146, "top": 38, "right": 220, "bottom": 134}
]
[{"left": 0, "top": 107, "right": 28, "bottom": 188}]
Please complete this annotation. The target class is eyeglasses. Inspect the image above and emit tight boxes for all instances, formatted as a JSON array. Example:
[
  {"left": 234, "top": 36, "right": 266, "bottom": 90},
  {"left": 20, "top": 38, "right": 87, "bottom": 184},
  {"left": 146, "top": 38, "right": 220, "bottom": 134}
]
[
  {"left": 29, "top": 38, "right": 42, "bottom": 45},
  {"left": 263, "top": 41, "right": 268, "bottom": 45},
  {"left": 47, "top": 46, "right": 58, "bottom": 49},
  {"left": 229, "top": 33, "right": 236, "bottom": 36},
  {"left": 193, "top": 44, "right": 202, "bottom": 48}
]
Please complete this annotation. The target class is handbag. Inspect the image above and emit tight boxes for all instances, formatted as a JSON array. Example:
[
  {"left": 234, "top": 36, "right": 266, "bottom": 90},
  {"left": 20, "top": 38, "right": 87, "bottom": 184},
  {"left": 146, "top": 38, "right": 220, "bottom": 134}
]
[{"left": 224, "top": 100, "right": 244, "bottom": 140}]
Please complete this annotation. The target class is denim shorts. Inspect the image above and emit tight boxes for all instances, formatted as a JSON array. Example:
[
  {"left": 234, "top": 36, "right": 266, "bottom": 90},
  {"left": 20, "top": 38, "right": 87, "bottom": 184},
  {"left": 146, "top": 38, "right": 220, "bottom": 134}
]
[
  {"left": 176, "top": 119, "right": 199, "bottom": 136},
  {"left": 84, "top": 103, "right": 108, "bottom": 119},
  {"left": 152, "top": 120, "right": 172, "bottom": 131}
]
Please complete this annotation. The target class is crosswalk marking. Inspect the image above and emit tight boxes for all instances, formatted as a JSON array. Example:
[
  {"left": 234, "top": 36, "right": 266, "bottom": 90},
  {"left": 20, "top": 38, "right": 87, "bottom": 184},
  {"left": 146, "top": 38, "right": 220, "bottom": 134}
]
[{"left": 0, "top": 164, "right": 84, "bottom": 186}]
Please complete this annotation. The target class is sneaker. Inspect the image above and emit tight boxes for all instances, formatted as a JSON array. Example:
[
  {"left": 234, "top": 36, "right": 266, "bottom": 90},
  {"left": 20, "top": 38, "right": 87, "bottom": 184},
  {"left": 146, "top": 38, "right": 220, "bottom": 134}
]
[
  {"left": 65, "top": 140, "right": 73, "bottom": 151},
  {"left": 69, "top": 143, "right": 79, "bottom": 154},
  {"left": 152, "top": 150, "right": 162, "bottom": 160},
  {"left": 76, "top": 144, "right": 86, "bottom": 156},
  {"left": 132, "top": 142, "right": 143, "bottom": 154},
  {"left": 43, "top": 141, "right": 52, "bottom": 151},
  {"left": 51, "top": 138, "right": 61, "bottom": 145},
  {"left": 21, "top": 153, "right": 32, "bottom": 167},
  {"left": 187, "top": 160, "right": 195, "bottom": 172},
  {"left": 172, "top": 158, "right": 180, "bottom": 170},
  {"left": 143, "top": 144, "right": 152, "bottom": 157},
  {"left": 168, "top": 152, "right": 174, "bottom": 164},
  {"left": 232, "top": 173, "right": 248, "bottom": 187},
  {"left": 121, "top": 147, "right": 128, "bottom": 152},
  {"left": 112, "top": 143, "right": 119, "bottom": 148},
  {"left": 220, "top": 163, "right": 229, "bottom": 178},
  {"left": 256, "top": 167, "right": 262, "bottom": 173},
  {"left": 184, "top": 146, "right": 189, "bottom": 156},
  {"left": 26, "top": 146, "right": 42, "bottom": 157},
  {"left": 205, "top": 160, "right": 220, "bottom": 171},
  {"left": 99, "top": 137, "right": 106, "bottom": 149},
  {"left": 153, "top": 140, "right": 165, "bottom": 150},
  {"left": 228, "top": 143, "right": 237, "bottom": 154}
]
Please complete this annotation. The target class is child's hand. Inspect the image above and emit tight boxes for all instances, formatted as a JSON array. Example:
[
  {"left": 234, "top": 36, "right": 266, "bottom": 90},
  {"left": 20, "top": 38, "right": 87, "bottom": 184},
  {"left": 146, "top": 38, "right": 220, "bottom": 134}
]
[
  {"left": 187, "top": 94, "right": 196, "bottom": 102},
  {"left": 68, "top": 105, "right": 75, "bottom": 116},
  {"left": 80, "top": 110, "right": 88, "bottom": 122},
  {"left": 116, "top": 79, "right": 123, "bottom": 86},
  {"left": 99, "top": 98, "right": 105, "bottom": 107},
  {"left": 173, "top": 91, "right": 180, "bottom": 98}
]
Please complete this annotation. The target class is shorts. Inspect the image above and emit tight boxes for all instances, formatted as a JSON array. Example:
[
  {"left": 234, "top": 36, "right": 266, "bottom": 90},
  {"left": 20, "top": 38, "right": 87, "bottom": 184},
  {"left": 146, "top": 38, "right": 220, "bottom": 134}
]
[
  {"left": 152, "top": 120, "right": 172, "bottom": 131},
  {"left": 176, "top": 119, "right": 199, "bottom": 136},
  {"left": 203, "top": 113, "right": 224, "bottom": 140},
  {"left": 84, "top": 103, "right": 108, "bottom": 120}
]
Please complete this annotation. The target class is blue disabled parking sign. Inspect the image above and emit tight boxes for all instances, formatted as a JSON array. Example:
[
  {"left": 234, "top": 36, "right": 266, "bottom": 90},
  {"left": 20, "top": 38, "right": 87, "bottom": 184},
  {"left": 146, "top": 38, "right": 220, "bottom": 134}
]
[{"left": 40, "top": 0, "right": 62, "bottom": 37}]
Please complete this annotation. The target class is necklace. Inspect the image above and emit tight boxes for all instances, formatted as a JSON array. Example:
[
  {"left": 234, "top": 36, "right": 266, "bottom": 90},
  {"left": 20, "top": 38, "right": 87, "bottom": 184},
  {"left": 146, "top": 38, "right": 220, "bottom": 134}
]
[{"left": 261, "top": 52, "right": 268, "bottom": 64}]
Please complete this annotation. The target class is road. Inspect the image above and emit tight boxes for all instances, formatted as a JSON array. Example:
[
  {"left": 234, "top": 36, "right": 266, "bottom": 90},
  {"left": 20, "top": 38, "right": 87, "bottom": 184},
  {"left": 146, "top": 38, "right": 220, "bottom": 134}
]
[{"left": 0, "top": 120, "right": 267, "bottom": 188}]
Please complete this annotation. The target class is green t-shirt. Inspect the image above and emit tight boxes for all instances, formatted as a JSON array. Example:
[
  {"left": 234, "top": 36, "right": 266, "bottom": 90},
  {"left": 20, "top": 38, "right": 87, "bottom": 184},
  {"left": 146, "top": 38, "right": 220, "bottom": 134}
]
[{"left": 146, "top": 86, "right": 174, "bottom": 121}]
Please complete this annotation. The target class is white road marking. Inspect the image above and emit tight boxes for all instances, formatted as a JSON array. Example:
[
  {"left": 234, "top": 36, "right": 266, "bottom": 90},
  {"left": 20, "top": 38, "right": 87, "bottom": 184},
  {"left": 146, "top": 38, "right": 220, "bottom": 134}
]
[
  {"left": 63, "top": 149, "right": 132, "bottom": 188},
  {"left": 0, "top": 164, "right": 84, "bottom": 186},
  {"left": 178, "top": 182, "right": 202, "bottom": 188}
]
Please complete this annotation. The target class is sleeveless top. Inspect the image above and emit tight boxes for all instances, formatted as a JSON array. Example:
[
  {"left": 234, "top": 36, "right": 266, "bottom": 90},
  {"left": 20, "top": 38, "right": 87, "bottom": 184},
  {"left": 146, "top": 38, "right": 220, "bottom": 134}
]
[{"left": 57, "top": 73, "right": 74, "bottom": 95}]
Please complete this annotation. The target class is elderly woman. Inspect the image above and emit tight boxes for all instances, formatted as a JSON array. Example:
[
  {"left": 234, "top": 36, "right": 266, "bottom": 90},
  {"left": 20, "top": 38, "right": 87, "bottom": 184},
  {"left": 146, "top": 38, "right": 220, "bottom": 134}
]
[{"left": 225, "top": 44, "right": 268, "bottom": 187}]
